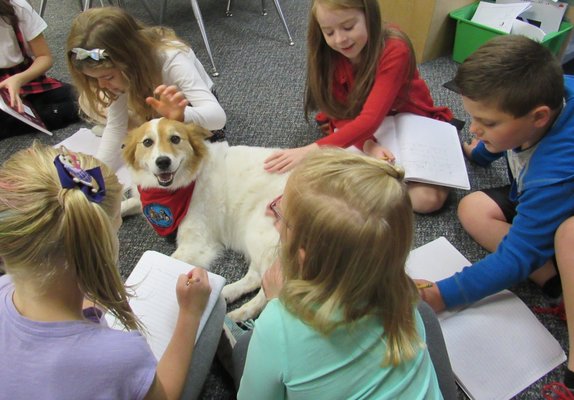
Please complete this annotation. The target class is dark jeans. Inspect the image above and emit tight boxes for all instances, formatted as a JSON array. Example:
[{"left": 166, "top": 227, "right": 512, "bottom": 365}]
[{"left": 0, "top": 83, "right": 79, "bottom": 138}]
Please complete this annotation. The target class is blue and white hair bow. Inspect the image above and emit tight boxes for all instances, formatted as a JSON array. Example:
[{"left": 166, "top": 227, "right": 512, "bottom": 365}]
[{"left": 71, "top": 47, "right": 108, "bottom": 61}]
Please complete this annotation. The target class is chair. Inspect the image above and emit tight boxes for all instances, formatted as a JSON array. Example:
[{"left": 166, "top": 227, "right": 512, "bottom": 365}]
[
  {"left": 138, "top": 0, "right": 294, "bottom": 77},
  {"left": 225, "top": 0, "right": 294, "bottom": 46},
  {"left": 38, "top": 0, "right": 123, "bottom": 18}
]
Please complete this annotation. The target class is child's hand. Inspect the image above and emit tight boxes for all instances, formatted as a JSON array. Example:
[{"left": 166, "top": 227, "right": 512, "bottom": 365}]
[
  {"left": 146, "top": 84, "right": 188, "bottom": 122},
  {"left": 176, "top": 267, "right": 211, "bottom": 316},
  {"left": 262, "top": 259, "right": 284, "bottom": 299},
  {"left": 0, "top": 76, "right": 24, "bottom": 112},
  {"left": 318, "top": 122, "right": 330, "bottom": 136},
  {"left": 363, "top": 139, "right": 395, "bottom": 163},
  {"left": 414, "top": 279, "right": 446, "bottom": 312},
  {"left": 264, "top": 143, "right": 319, "bottom": 173},
  {"left": 462, "top": 138, "right": 480, "bottom": 159}
]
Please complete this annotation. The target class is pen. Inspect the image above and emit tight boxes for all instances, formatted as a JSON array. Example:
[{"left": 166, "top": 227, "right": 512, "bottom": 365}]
[
  {"left": 416, "top": 282, "right": 433, "bottom": 290},
  {"left": 186, "top": 277, "right": 200, "bottom": 286}
]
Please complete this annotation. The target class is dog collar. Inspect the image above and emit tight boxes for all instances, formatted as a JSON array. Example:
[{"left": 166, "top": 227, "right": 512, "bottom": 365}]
[{"left": 138, "top": 182, "right": 196, "bottom": 237}]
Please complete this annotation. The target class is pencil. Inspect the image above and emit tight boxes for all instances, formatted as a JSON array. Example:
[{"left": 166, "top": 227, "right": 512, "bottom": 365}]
[{"left": 416, "top": 282, "right": 433, "bottom": 290}]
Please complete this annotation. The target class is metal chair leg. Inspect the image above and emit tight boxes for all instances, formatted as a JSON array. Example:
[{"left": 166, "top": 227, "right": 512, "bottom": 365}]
[
  {"left": 271, "top": 0, "right": 294, "bottom": 45},
  {"left": 158, "top": 0, "right": 167, "bottom": 25},
  {"left": 190, "top": 0, "right": 218, "bottom": 77},
  {"left": 39, "top": 0, "right": 47, "bottom": 17},
  {"left": 226, "top": 0, "right": 233, "bottom": 17},
  {"left": 261, "top": 0, "right": 267, "bottom": 16}
]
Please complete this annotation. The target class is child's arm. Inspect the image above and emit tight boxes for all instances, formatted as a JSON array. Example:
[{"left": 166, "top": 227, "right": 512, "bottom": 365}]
[
  {"left": 315, "top": 38, "right": 418, "bottom": 150},
  {"left": 0, "top": 33, "right": 52, "bottom": 112},
  {"left": 161, "top": 50, "right": 226, "bottom": 130},
  {"left": 237, "top": 300, "right": 287, "bottom": 400},
  {"left": 144, "top": 267, "right": 211, "bottom": 400},
  {"left": 436, "top": 180, "right": 574, "bottom": 309}
]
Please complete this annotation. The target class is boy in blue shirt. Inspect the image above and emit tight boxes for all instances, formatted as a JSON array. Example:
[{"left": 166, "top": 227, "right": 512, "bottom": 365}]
[{"left": 420, "top": 35, "right": 574, "bottom": 389}]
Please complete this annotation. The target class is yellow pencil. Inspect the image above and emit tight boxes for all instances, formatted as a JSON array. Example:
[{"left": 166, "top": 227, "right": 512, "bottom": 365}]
[{"left": 416, "top": 282, "right": 433, "bottom": 290}]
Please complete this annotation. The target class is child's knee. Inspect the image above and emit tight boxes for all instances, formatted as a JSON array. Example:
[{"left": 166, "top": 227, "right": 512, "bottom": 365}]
[
  {"left": 410, "top": 185, "right": 448, "bottom": 214},
  {"left": 556, "top": 217, "right": 574, "bottom": 245}
]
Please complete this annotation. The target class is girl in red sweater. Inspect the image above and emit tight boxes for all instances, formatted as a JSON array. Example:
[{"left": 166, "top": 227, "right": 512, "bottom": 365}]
[{"left": 264, "top": 0, "right": 453, "bottom": 213}]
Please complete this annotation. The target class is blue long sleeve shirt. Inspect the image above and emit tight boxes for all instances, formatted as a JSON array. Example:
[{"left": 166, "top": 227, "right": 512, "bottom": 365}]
[{"left": 438, "top": 76, "right": 574, "bottom": 308}]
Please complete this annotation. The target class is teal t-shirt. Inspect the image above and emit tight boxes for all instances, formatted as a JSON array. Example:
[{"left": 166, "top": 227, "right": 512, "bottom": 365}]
[{"left": 238, "top": 299, "right": 443, "bottom": 400}]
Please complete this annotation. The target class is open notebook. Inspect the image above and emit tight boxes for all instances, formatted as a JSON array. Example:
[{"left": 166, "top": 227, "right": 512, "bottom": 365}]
[
  {"left": 349, "top": 113, "right": 470, "bottom": 190},
  {"left": 105, "top": 251, "right": 226, "bottom": 360},
  {"left": 56, "top": 128, "right": 131, "bottom": 193},
  {"left": 406, "top": 237, "right": 566, "bottom": 400}
]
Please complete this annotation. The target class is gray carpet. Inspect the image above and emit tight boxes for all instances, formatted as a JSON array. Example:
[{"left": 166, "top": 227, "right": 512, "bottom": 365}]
[{"left": 2, "top": 0, "right": 568, "bottom": 398}]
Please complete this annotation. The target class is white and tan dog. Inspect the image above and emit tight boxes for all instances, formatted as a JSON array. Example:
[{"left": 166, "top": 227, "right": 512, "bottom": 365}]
[{"left": 121, "top": 118, "right": 288, "bottom": 321}]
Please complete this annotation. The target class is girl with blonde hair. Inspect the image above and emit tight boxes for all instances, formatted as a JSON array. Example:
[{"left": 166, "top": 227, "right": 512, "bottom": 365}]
[
  {"left": 235, "top": 149, "right": 453, "bottom": 399},
  {"left": 264, "top": 0, "right": 453, "bottom": 214},
  {"left": 0, "top": 142, "right": 224, "bottom": 400},
  {"left": 66, "top": 7, "right": 226, "bottom": 171}
]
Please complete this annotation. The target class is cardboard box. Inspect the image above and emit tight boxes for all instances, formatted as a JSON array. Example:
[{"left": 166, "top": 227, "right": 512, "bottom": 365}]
[{"left": 378, "top": 0, "right": 476, "bottom": 63}]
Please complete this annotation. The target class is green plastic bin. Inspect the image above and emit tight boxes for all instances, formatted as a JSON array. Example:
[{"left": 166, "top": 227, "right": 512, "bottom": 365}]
[{"left": 449, "top": 2, "right": 573, "bottom": 63}]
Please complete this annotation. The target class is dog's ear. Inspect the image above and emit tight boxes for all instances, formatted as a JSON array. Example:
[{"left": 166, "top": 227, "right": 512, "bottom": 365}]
[
  {"left": 186, "top": 122, "right": 213, "bottom": 141},
  {"left": 184, "top": 123, "right": 210, "bottom": 160},
  {"left": 122, "top": 125, "right": 142, "bottom": 166}
]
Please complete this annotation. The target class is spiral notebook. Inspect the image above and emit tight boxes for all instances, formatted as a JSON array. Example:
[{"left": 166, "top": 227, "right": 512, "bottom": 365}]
[
  {"left": 406, "top": 237, "right": 566, "bottom": 400},
  {"left": 106, "top": 251, "right": 226, "bottom": 360}
]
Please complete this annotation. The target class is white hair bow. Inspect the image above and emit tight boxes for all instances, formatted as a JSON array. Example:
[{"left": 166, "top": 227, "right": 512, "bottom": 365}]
[{"left": 71, "top": 48, "right": 108, "bottom": 61}]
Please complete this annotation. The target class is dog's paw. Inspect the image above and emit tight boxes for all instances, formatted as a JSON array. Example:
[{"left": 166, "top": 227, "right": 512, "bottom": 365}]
[
  {"left": 120, "top": 197, "right": 142, "bottom": 217},
  {"left": 227, "top": 307, "right": 252, "bottom": 322},
  {"left": 222, "top": 285, "right": 242, "bottom": 304}
]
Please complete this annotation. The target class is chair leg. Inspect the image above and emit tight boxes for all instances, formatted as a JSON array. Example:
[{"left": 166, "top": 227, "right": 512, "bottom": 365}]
[
  {"left": 39, "top": 0, "right": 47, "bottom": 17},
  {"left": 159, "top": 0, "right": 167, "bottom": 24},
  {"left": 263, "top": 0, "right": 294, "bottom": 45},
  {"left": 226, "top": 0, "right": 233, "bottom": 17},
  {"left": 190, "top": 0, "right": 219, "bottom": 77}
]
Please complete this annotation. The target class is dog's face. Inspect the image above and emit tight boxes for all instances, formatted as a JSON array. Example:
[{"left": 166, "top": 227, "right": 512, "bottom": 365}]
[{"left": 122, "top": 118, "right": 212, "bottom": 189}]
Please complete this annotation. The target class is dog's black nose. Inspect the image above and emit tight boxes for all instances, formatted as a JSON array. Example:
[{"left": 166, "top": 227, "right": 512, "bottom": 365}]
[{"left": 156, "top": 156, "right": 172, "bottom": 170}]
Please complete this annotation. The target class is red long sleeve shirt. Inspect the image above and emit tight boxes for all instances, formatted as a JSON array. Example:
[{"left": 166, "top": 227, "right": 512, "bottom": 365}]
[{"left": 316, "top": 37, "right": 453, "bottom": 150}]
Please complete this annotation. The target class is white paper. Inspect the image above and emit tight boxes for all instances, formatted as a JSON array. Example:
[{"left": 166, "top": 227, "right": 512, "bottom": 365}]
[
  {"left": 56, "top": 128, "right": 131, "bottom": 190},
  {"left": 106, "top": 251, "right": 226, "bottom": 360},
  {"left": 498, "top": 0, "right": 568, "bottom": 34},
  {"left": 511, "top": 18, "right": 547, "bottom": 41},
  {"left": 367, "top": 113, "right": 471, "bottom": 190},
  {"left": 472, "top": 1, "right": 532, "bottom": 33},
  {"left": 407, "top": 237, "right": 566, "bottom": 400}
]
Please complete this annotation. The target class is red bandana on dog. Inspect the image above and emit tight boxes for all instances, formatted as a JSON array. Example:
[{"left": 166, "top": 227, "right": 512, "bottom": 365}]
[{"left": 137, "top": 182, "right": 196, "bottom": 236}]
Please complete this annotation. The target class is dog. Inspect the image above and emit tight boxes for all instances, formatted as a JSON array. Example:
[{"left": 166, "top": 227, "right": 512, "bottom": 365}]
[{"left": 121, "top": 118, "right": 289, "bottom": 321}]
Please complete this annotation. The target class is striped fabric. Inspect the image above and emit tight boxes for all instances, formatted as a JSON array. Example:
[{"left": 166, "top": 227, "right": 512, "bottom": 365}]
[{"left": 0, "top": 23, "right": 62, "bottom": 96}]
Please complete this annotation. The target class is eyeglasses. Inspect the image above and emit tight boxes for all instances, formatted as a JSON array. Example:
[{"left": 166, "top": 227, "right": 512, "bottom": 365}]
[{"left": 268, "top": 194, "right": 286, "bottom": 224}]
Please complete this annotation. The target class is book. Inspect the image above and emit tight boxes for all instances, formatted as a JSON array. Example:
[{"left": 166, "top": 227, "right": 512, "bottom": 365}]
[
  {"left": 0, "top": 88, "right": 52, "bottom": 136},
  {"left": 105, "top": 250, "right": 226, "bottom": 360},
  {"left": 406, "top": 237, "right": 566, "bottom": 400},
  {"left": 350, "top": 113, "right": 470, "bottom": 190},
  {"left": 56, "top": 128, "right": 131, "bottom": 193}
]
